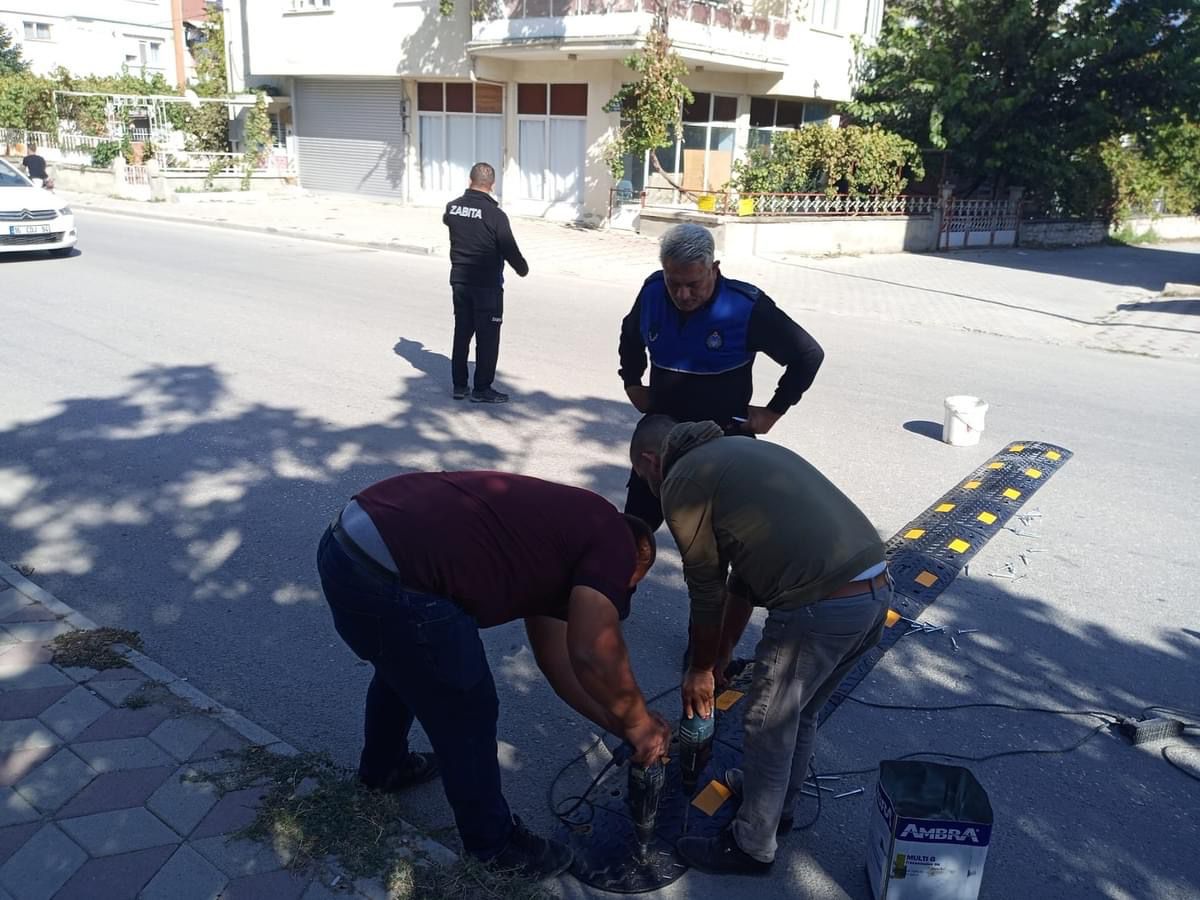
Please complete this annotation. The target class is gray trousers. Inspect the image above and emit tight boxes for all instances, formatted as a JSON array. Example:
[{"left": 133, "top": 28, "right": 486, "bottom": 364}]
[{"left": 731, "top": 582, "right": 890, "bottom": 862}]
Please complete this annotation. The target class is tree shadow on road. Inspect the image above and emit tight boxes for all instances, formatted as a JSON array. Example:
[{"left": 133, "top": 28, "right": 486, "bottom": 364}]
[
  {"left": 786, "top": 570, "right": 1200, "bottom": 900},
  {"left": 1, "top": 357, "right": 1196, "bottom": 900}
]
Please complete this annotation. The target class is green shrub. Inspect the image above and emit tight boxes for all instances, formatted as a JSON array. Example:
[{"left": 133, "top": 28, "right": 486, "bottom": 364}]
[
  {"left": 90, "top": 141, "right": 122, "bottom": 167},
  {"left": 730, "top": 124, "right": 924, "bottom": 197}
]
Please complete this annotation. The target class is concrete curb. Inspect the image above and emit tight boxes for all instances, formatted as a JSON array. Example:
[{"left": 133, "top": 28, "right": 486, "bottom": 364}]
[
  {"left": 2, "top": 564, "right": 460, "bottom": 869},
  {"left": 73, "top": 201, "right": 443, "bottom": 258},
  {"left": 1161, "top": 282, "right": 1200, "bottom": 298}
]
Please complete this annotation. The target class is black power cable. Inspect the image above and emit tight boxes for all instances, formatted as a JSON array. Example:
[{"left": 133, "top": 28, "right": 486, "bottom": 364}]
[{"left": 547, "top": 688, "right": 1197, "bottom": 831}]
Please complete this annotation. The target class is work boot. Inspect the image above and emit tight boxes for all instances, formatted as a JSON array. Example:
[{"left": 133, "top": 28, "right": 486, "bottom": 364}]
[
  {"left": 677, "top": 826, "right": 772, "bottom": 876},
  {"left": 358, "top": 752, "right": 440, "bottom": 794},
  {"left": 723, "top": 768, "right": 795, "bottom": 835},
  {"left": 483, "top": 815, "right": 573, "bottom": 881},
  {"left": 470, "top": 387, "right": 509, "bottom": 404},
  {"left": 452, "top": 384, "right": 469, "bottom": 400}
]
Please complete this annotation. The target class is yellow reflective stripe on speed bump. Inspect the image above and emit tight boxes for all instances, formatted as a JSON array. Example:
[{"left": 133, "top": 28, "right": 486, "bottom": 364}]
[{"left": 692, "top": 780, "right": 732, "bottom": 815}]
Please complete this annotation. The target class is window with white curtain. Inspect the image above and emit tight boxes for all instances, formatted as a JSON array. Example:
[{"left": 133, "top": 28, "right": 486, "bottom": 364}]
[
  {"left": 417, "top": 82, "right": 504, "bottom": 196},
  {"left": 517, "top": 83, "right": 587, "bottom": 205}
]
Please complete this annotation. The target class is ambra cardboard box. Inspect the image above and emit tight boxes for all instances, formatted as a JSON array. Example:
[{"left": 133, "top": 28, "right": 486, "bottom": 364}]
[{"left": 867, "top": 760, "right": 994, "bottom": 900}]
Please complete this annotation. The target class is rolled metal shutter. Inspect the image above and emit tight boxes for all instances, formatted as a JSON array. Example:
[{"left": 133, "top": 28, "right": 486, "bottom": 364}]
[{"left": 294, "top": 79, "right": 406, "bottom": 198}]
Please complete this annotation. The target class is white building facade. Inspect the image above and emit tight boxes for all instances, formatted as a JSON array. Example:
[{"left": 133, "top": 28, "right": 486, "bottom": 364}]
[
  {"left": 242, "top": 0, "right": 884, "bottom": 221},
  {"left": 1, "top": 1, "right": 181, "bottom": 87}
]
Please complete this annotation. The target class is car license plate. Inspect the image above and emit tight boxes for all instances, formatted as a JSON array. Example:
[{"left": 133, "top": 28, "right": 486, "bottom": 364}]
[{"left": 9, "top": 224, "right": 51, "bottom": 235}]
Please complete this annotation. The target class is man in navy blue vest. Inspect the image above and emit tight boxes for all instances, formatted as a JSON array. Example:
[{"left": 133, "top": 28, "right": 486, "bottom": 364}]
[{"left": 617, "top": 223, "right": 824, "bottom": 676}]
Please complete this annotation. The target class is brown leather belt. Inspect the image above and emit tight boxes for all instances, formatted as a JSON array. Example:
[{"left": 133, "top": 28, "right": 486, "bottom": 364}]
[{"left": 826, "top": 570, "right": 889, "bottom": 600}]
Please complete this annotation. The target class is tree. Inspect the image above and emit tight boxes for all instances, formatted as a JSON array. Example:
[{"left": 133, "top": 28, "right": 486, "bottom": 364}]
[
  {"left": 173, "top": 9, "right": 231, "bottom": 151},
  {"left": 603, "top": 5, "right": 693, "bottom": 183},
  {"left": 0, "top": 24, "right": 29, "bottom": 76},
  {"left": 848, "top": 0, "right": 1200, "bottom": 202}
]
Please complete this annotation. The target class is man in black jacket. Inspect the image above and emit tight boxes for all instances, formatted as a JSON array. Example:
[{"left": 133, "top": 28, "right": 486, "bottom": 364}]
[
  {"left": 618, "top": 223, "right": 825, "bottom": 677},
  {"left": 443, "top": 163, "right": 529, "bottom": 403},
  {"left": 22, "top": 144, "right": 50, "bottom": 185}
]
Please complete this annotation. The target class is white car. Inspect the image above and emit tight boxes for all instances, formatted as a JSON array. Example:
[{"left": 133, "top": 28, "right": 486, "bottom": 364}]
[{"left": 0, "top": 158, "right": 76, "bottom": 258}]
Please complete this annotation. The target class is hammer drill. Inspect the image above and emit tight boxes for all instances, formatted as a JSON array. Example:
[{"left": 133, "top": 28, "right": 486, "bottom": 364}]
[
  {"left": 627, "top": 758, "right": 666, "bottom": 860},
  {"left": 678, "top": 712, "right": 714, "bottom": 794}
]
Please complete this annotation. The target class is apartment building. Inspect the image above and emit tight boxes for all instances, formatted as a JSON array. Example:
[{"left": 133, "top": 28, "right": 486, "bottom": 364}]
[
  {"left": 243, "top": 0, "right": 884, "bottom": 221},
  {"left": 2, "top": 1, "right": 183, "bottom": 87}
]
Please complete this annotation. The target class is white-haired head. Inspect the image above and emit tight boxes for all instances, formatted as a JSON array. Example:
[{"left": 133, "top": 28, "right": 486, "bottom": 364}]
[{"left": 659, "top": 223, "right": 715, "bottom": 269}]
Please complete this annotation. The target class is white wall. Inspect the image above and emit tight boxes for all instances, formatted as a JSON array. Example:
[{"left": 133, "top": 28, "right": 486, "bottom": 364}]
[
  {"left": 245, "top": 0, "right": 473, "bottom": 79},
  {"left": 1, "top": 1, "right": 179, "bottom": 85}
]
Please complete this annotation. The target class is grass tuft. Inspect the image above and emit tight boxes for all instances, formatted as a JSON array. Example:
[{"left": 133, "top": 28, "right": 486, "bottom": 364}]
[
  {"left": 190, "top": 746, "right": 551, "bottom": 899},
  {"left": 49, "top": 627, "right": 142, "bottom": 670}
]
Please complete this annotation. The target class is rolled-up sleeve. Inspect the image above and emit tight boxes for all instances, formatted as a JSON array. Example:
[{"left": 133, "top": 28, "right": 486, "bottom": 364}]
[{"left": 662, "top": 475, "right": 727, "bottom": 627}]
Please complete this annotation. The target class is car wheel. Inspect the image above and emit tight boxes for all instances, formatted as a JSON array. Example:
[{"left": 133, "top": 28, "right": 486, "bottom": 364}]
[{"left": 48, "top": 247, "right": 73, "bottom": 258}]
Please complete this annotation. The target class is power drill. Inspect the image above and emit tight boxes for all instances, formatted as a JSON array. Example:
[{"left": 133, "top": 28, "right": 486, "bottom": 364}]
[
  {"left": 678, "top": 712, "right": 714, "bottom": 794},
  {"left": 627, "top": 758, "right": 666, "bottom": 860}
]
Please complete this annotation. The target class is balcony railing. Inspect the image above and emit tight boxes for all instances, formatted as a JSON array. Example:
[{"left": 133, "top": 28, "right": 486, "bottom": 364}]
[{"left": 484, "top": 0, "right": 790, "bottom": 37}]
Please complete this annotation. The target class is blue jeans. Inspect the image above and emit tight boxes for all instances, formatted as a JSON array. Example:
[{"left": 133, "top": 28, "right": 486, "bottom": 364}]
[
  {"left": 316, "top": 526, "right": 513, "bottom": 858},
  {"left": 732, "top": 581, "right": 891, "bottom": 862}
]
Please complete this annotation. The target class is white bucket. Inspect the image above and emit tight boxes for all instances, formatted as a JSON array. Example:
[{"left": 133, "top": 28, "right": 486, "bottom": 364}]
[{"left": 942, "top": 396, "right": 989, "bottom": 446}]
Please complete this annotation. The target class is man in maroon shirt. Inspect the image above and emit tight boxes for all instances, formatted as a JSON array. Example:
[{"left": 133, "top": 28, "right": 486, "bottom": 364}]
[{"left": 317, "top": 471, "right": 670, "bottom": 880}]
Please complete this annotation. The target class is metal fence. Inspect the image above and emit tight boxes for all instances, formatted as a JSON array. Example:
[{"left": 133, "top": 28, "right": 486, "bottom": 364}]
[
  {"left": 2, "top": 130, "right": 109, "bottom": 160},
  {"left": 123, "top": 165, "right": 150, "bottom": 187},
  {"left": 155, "top": 151, "right": 243, "bottom": 174},
  {"left": 610, "top": 186, "right": 939, "bottom": 219},
  {"left": 741, "top": 192, "right": 938, "bottom": 217}
]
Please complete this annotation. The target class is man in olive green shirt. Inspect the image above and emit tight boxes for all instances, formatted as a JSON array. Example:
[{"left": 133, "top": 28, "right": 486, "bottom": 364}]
[{"left": 630, "top": 416, "right": 890, "bottom": 876}]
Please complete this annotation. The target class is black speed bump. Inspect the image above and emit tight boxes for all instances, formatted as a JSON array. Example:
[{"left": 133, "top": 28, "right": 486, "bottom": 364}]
[{"left": 822, "top": 439, "right": 1073, "bottom": 724}]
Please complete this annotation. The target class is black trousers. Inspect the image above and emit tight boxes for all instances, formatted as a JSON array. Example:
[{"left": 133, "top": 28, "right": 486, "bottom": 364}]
[{"left": 451, "top": 284, "right": 504, "bottom": 391}]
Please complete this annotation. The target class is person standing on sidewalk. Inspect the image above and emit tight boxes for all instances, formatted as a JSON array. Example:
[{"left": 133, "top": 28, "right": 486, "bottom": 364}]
[
  {"left": 618, "top": 223, "right": 825, "bottom": 677},
  {"left": 630, "top": 416, "right": 889, "bottom": 877},
  {"left": 317, "top": 470, "right": 670, "bottom": 880},
  {"left": 444, "top": 162, "right": 529, "bottom": 403},
  {"left": 22, "top": 143, "right": 51, "bottom": 187}
]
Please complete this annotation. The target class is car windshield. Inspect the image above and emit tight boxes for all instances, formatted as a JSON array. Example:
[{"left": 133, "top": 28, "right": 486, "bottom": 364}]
[{"left": 0, "top": 161, "right": 31, "bottom": 187}]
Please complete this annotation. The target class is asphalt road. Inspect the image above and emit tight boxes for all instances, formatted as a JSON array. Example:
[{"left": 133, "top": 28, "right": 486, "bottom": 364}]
[{"left": 1, "top": 213, "right": 1197, "bottom": 899}]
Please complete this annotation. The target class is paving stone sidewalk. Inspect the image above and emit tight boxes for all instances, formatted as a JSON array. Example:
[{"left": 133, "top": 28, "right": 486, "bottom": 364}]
[{"left": 0, "top": 566, "right": 453, "bottom": 900}]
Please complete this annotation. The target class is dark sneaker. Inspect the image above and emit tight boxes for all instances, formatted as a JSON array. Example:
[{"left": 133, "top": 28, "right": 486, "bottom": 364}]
[
  {"left": 470, "top": 388, "right": 509, "bottom": 404},
  {"left": 452, "top": 385, "right": 469, "bottom": 400},
  {"left": 677, "top": 826, "right": 773, "bottom": 876},
  {"left": 485, "top": 815, "right": 573, "bottom": 881},
  {"left": 359, "top": 752, "right": 440, "bottom": 793},
  {"left": 724, "top": 768, "right": 794, "bottom": 835}
]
